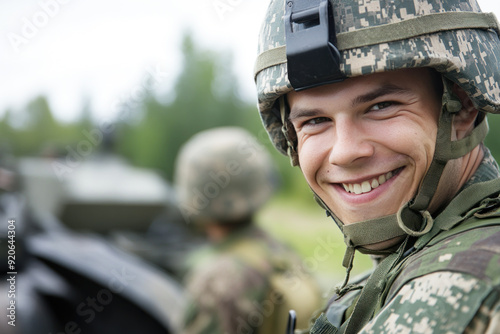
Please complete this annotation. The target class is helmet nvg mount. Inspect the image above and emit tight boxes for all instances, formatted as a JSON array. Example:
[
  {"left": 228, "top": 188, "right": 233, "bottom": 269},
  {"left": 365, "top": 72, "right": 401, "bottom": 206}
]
[
  {"left": 174, "top": 127, "right": 276, "bottom": 225},
  {"left": 255, "top": 0, "right": 500, "bottom": 255}
]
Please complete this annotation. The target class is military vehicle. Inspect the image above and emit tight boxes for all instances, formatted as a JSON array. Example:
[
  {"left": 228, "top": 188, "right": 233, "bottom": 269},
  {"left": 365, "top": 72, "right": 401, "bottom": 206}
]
[{"left": 1, "top": 154, "right": 190, "bottom": 333}]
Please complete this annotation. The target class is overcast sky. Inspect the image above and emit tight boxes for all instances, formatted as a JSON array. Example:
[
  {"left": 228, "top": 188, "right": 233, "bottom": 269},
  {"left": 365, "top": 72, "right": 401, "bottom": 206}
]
[{"left": 1, "top": 0, "right": 499, "bottom": 123}]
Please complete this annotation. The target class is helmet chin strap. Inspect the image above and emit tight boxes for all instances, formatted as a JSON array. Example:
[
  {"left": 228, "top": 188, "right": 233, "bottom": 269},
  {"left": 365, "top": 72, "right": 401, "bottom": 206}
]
[{"left": 280, "top": 77, "right": 489, "bottom": 289}]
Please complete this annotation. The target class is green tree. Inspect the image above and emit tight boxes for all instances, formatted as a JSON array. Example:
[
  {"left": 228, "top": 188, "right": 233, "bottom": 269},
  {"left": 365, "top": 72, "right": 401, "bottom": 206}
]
[
  {"left": 485, "top": 114, "right": 500, "bottom": 162},
  {"left": 117, "top": 33, "right": 260, "bottom": 181}
]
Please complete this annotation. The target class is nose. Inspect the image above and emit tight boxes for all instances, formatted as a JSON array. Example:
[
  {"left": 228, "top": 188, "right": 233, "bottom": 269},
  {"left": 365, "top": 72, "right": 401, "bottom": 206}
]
[{"left": 328, "top": 118, "right": 374, "bottom": 166}]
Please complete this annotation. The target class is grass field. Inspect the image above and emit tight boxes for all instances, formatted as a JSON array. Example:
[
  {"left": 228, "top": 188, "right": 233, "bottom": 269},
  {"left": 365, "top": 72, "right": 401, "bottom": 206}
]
[{"left": 256, "top": 195, "right": 374, "bottom": 295}]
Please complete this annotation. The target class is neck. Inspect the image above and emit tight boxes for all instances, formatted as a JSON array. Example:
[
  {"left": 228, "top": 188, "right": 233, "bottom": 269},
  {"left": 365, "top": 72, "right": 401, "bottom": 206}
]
[
  {"left": 427, "top": 144, "right": 485, "bottom": 215},
  {"left": 205, "top": 223, "right": 232, "bottom": 242},
  {"left": 458, "top": 144, "right": 484, "bottom": 187}
]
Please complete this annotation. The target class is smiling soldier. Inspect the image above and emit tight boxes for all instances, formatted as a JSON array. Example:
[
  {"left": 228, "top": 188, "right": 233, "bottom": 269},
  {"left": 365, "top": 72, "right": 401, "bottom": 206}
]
[{"left": 254, "top": 0, "right": 500, "bottom": 333}]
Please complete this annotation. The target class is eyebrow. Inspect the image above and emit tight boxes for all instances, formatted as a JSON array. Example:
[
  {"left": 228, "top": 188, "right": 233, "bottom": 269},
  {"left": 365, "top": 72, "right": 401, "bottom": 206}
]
[
  {"left": 288, "top": 108, "right": 322, "bottom": 121},
  {"left": 351, "top": 84, "right": 411, "bottom": 107}
]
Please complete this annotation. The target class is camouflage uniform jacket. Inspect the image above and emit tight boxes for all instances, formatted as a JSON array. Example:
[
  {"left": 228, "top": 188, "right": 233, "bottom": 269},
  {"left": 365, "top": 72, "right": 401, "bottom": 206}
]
[
  {"left": 181, "top": 225, "right": 322, "bottom": 334},
  {"left": 311, "top": 147, "right": 500, "bottom": 333}
]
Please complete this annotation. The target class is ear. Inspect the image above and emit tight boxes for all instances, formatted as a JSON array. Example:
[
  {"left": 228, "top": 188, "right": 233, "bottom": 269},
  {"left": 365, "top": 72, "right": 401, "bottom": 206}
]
[{"left": 452, "top": 84, "right": 479, "bottom": 140}]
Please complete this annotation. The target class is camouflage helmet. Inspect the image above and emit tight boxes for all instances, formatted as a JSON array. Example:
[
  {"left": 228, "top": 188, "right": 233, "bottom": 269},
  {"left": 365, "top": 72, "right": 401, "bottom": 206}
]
[
  {"left": 174, "top": 127, "right": 277, "bottom": 224},
  {"left": 255, "top": 0, "right": 500, "bottom": 161},
  {"left": 254, "top": 0, "right": 500, "bottom": 255}
]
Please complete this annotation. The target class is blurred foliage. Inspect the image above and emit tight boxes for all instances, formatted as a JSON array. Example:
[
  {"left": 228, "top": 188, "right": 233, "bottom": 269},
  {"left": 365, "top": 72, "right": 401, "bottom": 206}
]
[
  {"left": 2, "top": 31, "right": 500, "bottom": 205},
  {"left": 0, "top": 97, "right": 90, "bottom": 161},
  {"left": 484, "top": 113, "right": 500, "bottom": 160},
  {"left": 114, "top": 34, "right": 261, "bottom": 181}
]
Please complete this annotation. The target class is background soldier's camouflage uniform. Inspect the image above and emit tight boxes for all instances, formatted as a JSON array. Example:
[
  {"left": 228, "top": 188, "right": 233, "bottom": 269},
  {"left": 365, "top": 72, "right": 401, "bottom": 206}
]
[{"left": 182, "top": 225, "right": 322, "bottom": 334}]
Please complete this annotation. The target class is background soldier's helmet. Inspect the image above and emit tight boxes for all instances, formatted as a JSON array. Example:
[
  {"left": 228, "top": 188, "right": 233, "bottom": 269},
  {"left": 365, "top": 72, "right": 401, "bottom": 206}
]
[
  {"left": 174, "top": 127, "right": 277, "bottom": 224},
  {"left": 255, "top": 0, "right": 500, "bottom": 163}
]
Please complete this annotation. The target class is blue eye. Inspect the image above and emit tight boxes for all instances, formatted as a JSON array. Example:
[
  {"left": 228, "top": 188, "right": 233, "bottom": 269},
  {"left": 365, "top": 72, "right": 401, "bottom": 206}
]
[
  {"left": 305, "top": 117, "right": 330, "bottom": 125},
  {"left": 370, "top": 102, "right": 393, "bottom": 111}
]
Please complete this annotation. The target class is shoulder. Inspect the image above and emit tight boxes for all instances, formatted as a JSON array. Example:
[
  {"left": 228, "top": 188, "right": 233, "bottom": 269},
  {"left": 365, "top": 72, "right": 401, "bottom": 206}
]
[
  {"left": 370, "top": 223, "right": 500, "bottom": 333},
  {"left": 390, "top": 222, "right": 500, "bottom": 296},
  {"left": 185, "top": 254, "right": 269, "bottom": 303},
  {"left": 364, "top": 271, "right": 500, "bottom": 333},
  {"left": 181, "top": 254, "right": 272, "bottom": 334}
]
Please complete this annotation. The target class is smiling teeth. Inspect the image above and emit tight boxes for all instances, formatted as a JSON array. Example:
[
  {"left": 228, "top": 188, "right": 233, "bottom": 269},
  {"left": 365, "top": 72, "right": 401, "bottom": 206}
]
[{"left": 343, "top": 171, "right": 394, "bottom": 195}]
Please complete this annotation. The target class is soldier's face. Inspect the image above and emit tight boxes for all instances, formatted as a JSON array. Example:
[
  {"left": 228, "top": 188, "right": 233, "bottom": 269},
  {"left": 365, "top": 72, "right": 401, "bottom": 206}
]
[{"left": 287, "top": 68, "right": 443, "bottom": 225}]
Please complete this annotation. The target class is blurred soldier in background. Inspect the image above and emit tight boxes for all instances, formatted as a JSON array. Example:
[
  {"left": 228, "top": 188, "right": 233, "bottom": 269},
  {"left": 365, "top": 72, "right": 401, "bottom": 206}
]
[{"left": 177, "top": 127, "right": 322, "bottom": 334}]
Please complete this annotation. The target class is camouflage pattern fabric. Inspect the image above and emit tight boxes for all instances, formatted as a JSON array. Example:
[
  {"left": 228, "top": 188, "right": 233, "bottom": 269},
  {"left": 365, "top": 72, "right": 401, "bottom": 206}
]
[
  {"left": 181, "top": 225, "right": 322, "bottom": 334},
  {"left": 309, "top": 147, "right": 500, "bottom": 333}
]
